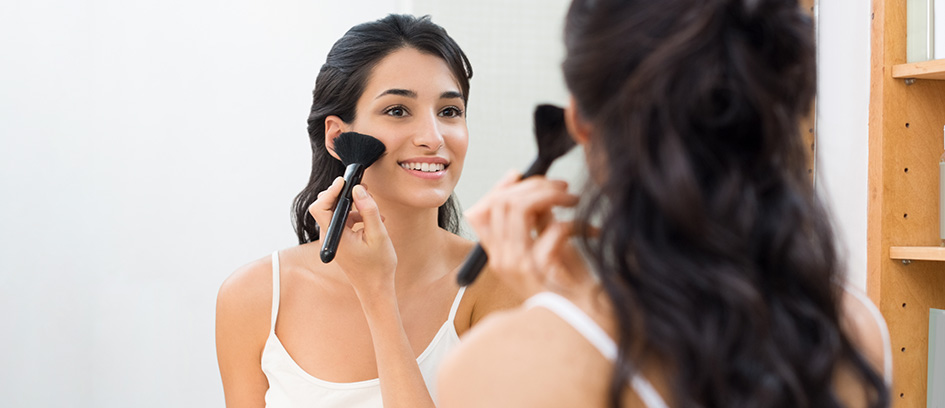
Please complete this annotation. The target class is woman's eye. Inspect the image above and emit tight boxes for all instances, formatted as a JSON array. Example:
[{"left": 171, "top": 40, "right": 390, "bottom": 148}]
[
  {"left": 439, "top": 107, "right": 463, "bottom": 118},
  {"left": 385, "top": 106, "right": 408, "bottom": 117}
]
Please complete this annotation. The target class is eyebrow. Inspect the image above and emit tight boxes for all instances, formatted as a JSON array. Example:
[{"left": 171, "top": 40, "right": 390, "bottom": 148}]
[
  {"left": 375, "top": 88, "right": 464, "bottom": 101},
  {"left": 376, "top": 88, "right": 416, "bottom": 99},
  {"left": 440, "top": 91, "right": 463, "bottom": 100}
]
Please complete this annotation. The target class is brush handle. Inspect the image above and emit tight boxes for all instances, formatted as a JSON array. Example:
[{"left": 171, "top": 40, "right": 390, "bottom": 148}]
[
  {"left": 320, "top": 163, "right": 363, "bottom": 263},
  {"left": 456, "top": 244, "right": 488, "bottom": 286},
  {"left": 456, "top": 157, "right": 553, "bottom": 286},
  {"left": 521, "top": 157, "right": 551, "bottom": 179}
]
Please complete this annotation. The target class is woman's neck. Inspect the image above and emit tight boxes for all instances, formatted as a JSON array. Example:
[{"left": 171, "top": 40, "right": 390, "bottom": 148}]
[{"left": 374, "top": 198, "right": 457, "bottom": 290}]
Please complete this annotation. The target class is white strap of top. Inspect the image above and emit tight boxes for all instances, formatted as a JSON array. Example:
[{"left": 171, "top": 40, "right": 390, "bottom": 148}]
[
  {"left": 525, "top": 292, "right": 668, "bottom": 408},
  {"left": 526, "top": 292, "right": 617, "bottom": 359},
  {"left": 270, "top": 250, "right": 281, "bottom": 332},
  {"left": 448, "top": 286, "right": 467, "bottom": 322}
]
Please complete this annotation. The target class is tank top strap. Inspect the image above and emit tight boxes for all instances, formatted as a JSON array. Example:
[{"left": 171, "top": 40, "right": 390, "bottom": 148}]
[
  {"left": 447, "top": 286, "right": 467, "bottom": 322},
  {"left": 525, "top": 292, "right": 617, "bottom": 360},
  {"left": 270, "top": 250, "right": 281, "bottom": 332},
  {"left": 525, "top": 291, "right": 669, "bottom": 408}
]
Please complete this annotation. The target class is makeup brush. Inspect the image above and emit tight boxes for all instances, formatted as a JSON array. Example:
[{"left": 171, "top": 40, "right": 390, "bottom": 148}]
[
  {"left": 456, "top": 104, "right": 576, "bottom": 286},
  {"left": 320, "top": 131, "right": 386, "bottom": 263}
]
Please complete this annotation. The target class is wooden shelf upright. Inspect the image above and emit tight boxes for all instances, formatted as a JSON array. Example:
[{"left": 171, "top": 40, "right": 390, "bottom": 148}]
[{"left": 868, "top": 1, "right": 945, "bottom": 406}]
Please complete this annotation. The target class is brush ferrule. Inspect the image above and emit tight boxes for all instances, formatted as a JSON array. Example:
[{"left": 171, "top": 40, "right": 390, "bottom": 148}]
[{"left": 341, "top": 163, "right": 365, "bottom": 195}]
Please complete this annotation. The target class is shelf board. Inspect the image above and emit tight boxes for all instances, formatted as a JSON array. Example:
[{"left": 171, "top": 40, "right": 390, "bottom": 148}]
[
  {"left": 892, "top": 59, "right": 945, "bottom": 80},
  {"left": 889, "top": 246, "right": 945, "bottom": 261}
]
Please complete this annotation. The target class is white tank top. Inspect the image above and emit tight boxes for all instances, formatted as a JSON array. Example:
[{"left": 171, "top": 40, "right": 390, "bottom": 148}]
[{"left": 261, "top": 251, "right": 466, "bottom": 407}]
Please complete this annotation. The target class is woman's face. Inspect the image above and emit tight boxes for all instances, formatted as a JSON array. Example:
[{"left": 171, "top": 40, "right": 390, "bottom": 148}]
[{"left": 331, "top": 47, "right": 468, "bottom": 211}]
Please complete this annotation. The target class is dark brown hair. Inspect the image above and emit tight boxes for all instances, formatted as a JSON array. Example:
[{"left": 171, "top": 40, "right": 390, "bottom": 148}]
[
  {"left": 292, "top": 14, "right": 471, "bottom": 243},
  {"left": 563, "top": 0, "right": 888, "bottom": 406}
]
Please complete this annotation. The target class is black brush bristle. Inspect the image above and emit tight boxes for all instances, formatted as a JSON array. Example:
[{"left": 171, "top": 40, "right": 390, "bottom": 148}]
[
  {"left": 334, "top": 132, "right": 386, "bottom": 167},
  {"left": 534, "top": 104, "right": 573, "bottom": 161},
  {"left": 523, "top": 104, "right": 575, "bottom": 178}
]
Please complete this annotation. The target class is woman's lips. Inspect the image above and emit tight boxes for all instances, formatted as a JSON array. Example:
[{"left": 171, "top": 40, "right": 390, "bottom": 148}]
[{"left": 398, "top": 159, "right": 449, "bottom": 180}]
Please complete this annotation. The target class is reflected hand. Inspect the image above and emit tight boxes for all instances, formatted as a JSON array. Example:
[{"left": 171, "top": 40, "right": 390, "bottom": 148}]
[{"left": 465, "top": 171, "right": 590, "bottom": 298}]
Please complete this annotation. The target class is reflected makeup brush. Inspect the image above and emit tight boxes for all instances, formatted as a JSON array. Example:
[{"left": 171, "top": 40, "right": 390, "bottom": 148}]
[
  {"left": 456, "top": 104, "right": 576, "bottom": 286},
  {"left": 320, "top": 132, "right": 386, "bottom": 263}
]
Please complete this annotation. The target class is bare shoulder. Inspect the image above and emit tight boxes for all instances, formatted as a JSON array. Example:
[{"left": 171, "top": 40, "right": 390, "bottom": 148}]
[
  {"left": 447, "top": 233, "right": 525, "bottom": 334},
  {"left": 459, "top": 262, "right": 527, "bottom": 331},
  {"left": 438, "top": 306, "right": 608, "bottom": 408},
  {"left": 216, "top": 255, "right": 277, "bottom": 406},
  {"left": 480, "top": 265, "right": 525, "bottom": 308},
  {"left": 838, "top": 285, "right": 891, "bottom": 380},
  {"left": 216, "top": 254, "right": 275, "bottom": 341}
]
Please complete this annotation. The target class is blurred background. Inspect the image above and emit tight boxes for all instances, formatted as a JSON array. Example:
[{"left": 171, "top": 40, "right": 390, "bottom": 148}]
[{"left": 0, "top": 0, "right": 868, "bottom": 406}]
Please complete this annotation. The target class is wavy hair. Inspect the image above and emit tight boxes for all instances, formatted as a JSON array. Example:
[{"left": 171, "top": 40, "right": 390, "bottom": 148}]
[
  {"left": 562, "top": 0, "right": 888, "bottom": 406},
  {"left": 292, "top": 14, "right": 471, "bottom": 243}
]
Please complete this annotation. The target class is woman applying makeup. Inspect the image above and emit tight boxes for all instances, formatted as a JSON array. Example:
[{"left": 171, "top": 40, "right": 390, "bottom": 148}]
[
  {"left": 439, "top": 0, "right": 891, "bottom": 407},
  {"left": 215, "top": 14, "right": 519, "bottom": 408}
]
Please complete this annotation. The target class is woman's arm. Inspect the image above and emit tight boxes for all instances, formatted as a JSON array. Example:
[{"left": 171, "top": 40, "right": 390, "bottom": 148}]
[
  {"left": 215, "top": 261, "right": 271, "bottom": 408},
  {"left": 309, "top": 179, "right": 436, "bottom": 408},
  {"left": 360, "top": 292, "right": 437, "bottom": 407}
]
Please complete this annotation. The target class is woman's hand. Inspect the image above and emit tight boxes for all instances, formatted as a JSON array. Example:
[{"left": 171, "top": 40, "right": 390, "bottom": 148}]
[
  {"left": 309, "top": 177, "right": 397, "bottom": 298},
  {"left": 465, "top": 171, "right": 591, "bottom": 298}
]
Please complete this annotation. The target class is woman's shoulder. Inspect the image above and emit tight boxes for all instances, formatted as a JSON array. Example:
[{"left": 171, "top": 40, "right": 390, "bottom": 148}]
[
  {"left": 838, "top": 284, "right": 892, "bottom": 382},
  {"left": 215, "top": 252, "right": 280, "bottom": 362},
  {"left": 216, "top": 252, "right": 276, "bottom": 330},
  {"left": 439, "top": 303, "right": 610, "bottom": 408},
  {"left": 443, "top": 232, "right": 524, "bottom": 330},
  {"left": 454, "top": 262, "right": 526, "bottom": 334}
]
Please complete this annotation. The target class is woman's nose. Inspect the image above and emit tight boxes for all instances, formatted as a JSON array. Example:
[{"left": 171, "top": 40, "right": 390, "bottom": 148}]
[{"left": 412, "top": 113, "right": 445, "bottom": 151}]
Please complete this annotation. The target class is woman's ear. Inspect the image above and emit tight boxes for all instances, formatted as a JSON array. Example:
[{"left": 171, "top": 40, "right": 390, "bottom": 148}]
[
  {"left": 564, "top": 97, "right": 592, "bottom": 146},
  {"left": 324, "top": 115, "right": 347, "bottom": 161}
]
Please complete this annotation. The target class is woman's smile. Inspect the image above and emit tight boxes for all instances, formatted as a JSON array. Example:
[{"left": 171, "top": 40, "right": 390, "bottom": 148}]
[{"left": 398, "top": 157, "right": 450, "bottom": 180}]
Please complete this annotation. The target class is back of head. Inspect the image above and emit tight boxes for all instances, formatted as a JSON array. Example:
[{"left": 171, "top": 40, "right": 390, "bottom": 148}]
[
  {"left": 562, "top": 0, "right": 888, "bottom": 406},
  {"left": 292, "top": 14, "right": 472, "bottom": 243}
]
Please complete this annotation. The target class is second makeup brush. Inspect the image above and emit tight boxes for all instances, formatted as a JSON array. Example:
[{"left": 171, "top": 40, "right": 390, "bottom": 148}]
[{"left": 456, "top": 104, "right": 576, "bottom": 286}]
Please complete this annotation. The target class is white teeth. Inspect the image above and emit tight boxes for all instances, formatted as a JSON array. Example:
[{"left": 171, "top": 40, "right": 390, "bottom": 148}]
[{"left": 400, "top": 162, "right": 445, "bottom": 172}]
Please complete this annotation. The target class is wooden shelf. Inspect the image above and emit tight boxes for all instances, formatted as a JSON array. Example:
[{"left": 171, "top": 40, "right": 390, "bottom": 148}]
[
  {"left": 890, "top": 246, "right": 945, "bottom": 261},
  {"left": 871, "top": 1, "right": 945, "bottom": 405},
  {"left": 892, "top": 59, "right": 945, "bottom": 80}
]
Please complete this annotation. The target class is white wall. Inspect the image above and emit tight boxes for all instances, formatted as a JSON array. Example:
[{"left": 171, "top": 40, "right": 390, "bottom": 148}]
[
  {"left": 409, "top": 0, "right": 580, "bottom": 223},
  {"left": 0, "top": 0, "right": 871, "bottom": 406},
  {"left": 815, "top": 0, "right": 872, "bottom": 291},
  {"left": 0, "top": 1, "right": 400, "bottom": 406}
]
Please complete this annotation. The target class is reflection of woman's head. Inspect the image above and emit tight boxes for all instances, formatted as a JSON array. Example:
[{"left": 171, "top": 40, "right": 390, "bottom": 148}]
[
  {"left": 293, "top": 14, "right": 472, "bottom": 244},
  {"left": 563, "top": 0, "right": 887, "bottom": 406}
]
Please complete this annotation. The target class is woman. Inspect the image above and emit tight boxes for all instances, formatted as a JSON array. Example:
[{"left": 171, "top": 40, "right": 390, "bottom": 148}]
[
  {"left": 439, "top": 0, "right": 891, "bottom": 407},
  {"left": 215, "top": 14, "right": 520, "bottom": 407}
]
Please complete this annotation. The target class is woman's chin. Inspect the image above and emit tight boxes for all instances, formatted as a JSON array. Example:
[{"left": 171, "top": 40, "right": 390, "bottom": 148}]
[{"left": 407, "top": 191, "right": 454, "bottom": 210}]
